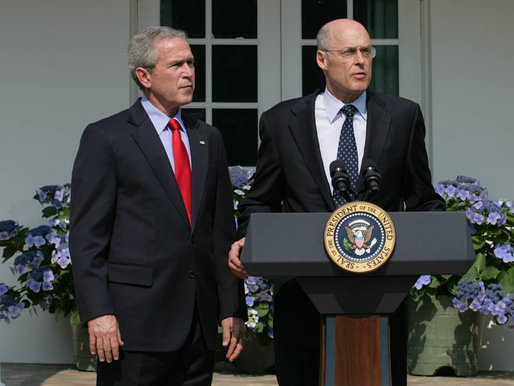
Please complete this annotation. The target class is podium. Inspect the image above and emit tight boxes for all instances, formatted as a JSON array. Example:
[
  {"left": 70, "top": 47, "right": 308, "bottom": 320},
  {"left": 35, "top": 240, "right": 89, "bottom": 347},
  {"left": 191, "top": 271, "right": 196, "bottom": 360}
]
[{"left": 241, "top": 211, "right": 475, "bottom": 386}]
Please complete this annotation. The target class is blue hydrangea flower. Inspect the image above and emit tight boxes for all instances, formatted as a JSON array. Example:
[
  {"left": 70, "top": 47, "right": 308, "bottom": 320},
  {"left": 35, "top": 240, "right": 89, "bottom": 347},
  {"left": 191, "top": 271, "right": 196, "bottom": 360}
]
[
  {"left": 494, "top": 243, "right": 514, "bottom": 263},
  {"left": 435, "top": 177, "right": 488, "bottom": 203},
  {"left": 229, "top": 166, "right": 254, "bottom": 189},
  {"left": 25, "top": 225, "right": 52, "bottom": 247},
  {"left": 57, "top": 255, "right": 71, "bottom": 269},
  {"left": 7, "top": 303, "right": 24, "bottom": 319},
  {"left": 43, "top": 269, "right": 55, "bottom": 283},
  {"left": 13, "top": 250, "right": 44, "bottom": 274},
  {"left": 453, "top": 278, "right": 513, "bottom": 325},
  {"left": 28, "top": 280, "right": 42, "bottom": 293},
  {"left": 258, "top": 291, "right": 273, "bottom": 302},
  {"left": 0, "top": 220, "right": 22, "bottom": 241},
  {"left": 0, "top": 283, "right": 8, "bottom": 297},
  {"left": 246, "top": 296, "right": 255, "bottom": 307},
  {"left": 466, "top": 208, "right": 484, "bottom": 225},
  {"left": 413, "top": 275, "right": 431, "bottom": 290}
]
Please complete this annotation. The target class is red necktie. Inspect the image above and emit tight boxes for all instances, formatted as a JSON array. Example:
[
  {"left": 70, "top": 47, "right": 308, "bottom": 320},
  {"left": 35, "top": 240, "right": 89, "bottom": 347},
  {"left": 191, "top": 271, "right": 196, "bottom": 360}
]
[{"left": 169, "top": 118, "right": 192, "bottom": 224}]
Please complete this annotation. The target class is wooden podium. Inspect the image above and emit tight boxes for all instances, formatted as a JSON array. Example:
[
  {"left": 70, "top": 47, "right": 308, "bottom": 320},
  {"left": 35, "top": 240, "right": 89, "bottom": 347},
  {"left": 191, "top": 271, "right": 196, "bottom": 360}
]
[{"left": 241, "top": 211, "right": 475, "bottom": 386}]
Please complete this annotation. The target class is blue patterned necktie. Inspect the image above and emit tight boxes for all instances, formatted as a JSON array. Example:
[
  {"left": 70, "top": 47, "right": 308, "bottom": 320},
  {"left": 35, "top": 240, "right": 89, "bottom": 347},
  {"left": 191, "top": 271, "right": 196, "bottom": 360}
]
[{"left": 333, "top": 104, "right": 358, "bottom": 208}]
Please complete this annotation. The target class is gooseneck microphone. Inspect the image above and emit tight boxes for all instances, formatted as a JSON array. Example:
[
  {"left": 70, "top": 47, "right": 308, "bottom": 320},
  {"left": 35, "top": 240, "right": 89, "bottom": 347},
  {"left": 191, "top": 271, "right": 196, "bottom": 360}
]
[
  {"left": 330, "top": 160, "right": 354, "bottom": 202},
  {"left": 361, "top": 159, "right": 381, "bottom": 199}
]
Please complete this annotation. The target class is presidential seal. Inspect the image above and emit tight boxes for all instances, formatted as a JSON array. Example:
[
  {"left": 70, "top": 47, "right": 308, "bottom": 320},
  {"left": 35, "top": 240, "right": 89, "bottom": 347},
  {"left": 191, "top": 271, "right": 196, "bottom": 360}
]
[{"left": 324, "top": 201, "right": 396, "bottom": 273}]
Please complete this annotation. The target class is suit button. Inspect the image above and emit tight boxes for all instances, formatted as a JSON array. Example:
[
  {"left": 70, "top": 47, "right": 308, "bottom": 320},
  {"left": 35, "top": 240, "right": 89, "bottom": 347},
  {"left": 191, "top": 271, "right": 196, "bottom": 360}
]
[{"left": 188, "top": 271, "right": 197, "bottom": 279}]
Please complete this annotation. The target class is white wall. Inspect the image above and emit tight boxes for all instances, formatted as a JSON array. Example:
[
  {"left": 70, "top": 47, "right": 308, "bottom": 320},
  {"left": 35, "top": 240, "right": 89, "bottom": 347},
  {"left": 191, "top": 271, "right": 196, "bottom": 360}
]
[
  {"left": 0, "top": 0, "right": 512, "bottom": 370},
  {"left": 429, "top": 0, "right": 514, "bottom": 371},
  {"left": 0, "top": 0, "right": 130, "bottom": 363},
  {"left": 430, "top": 0, "right": 514, "bottom": 200}
]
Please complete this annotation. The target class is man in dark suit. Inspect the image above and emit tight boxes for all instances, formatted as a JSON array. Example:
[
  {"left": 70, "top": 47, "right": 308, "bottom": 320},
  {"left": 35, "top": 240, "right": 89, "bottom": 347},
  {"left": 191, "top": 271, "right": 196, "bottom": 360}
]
[
  {"left": 70, "top": 26, "right": 245, "bottom": 386},
  {"left": 228, "top": 19, "right": 445, "bottom": 385}
]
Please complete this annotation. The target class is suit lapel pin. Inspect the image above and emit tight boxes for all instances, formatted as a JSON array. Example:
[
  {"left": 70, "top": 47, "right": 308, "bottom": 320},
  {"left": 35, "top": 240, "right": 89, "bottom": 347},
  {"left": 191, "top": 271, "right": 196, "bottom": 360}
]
[{"left": 199, "top": 140, "right": 206, "bottom": 145}]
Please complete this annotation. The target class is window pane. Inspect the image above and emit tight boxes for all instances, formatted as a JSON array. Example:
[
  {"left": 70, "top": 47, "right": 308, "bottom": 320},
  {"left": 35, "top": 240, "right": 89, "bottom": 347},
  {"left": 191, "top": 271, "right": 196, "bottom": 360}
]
[
  {"left": 160, "top": 0, "right": 205, "bottom": 39},
  {"left": 213, "top": 109, "right": 258, "bottom": 166},
  {"left": 302, "top": 46, "right": 325, "bottom": 96},
  {"left": 191, "top": 45, "right": 205, "bottom": 102},
  {"left": 369, "top": 46, "right": 398, "bottom": 95},
  {"left": 302, "top": 0, "right": 347, "bottom": 39},
  {"left": 212, "top": 0, "right": 257, "bottom": 39},
  {"left": 182, "top": 108, "right": 206, "bottom": 122},
  {"left": 212, "top": 46, "right": 257, "bottom": 103},
  {"left": 354, "top": 0, "right": 398, "bottom": 39}
]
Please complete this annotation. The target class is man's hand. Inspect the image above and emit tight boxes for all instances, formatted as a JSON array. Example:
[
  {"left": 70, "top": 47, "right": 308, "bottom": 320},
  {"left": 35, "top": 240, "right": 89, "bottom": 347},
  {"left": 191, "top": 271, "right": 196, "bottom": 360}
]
[
  {"left": 228, "top": 237, "right": 250, "bottom": 279},
  {"left": 221, "top": 317, "right": 246, "bottom": 362},
  {"left": 87, "top": 314, "right": 124, "bottom": 363}
]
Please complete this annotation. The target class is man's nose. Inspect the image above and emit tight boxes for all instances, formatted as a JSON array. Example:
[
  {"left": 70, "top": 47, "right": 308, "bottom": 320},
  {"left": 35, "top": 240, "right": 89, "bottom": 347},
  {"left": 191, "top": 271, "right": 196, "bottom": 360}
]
[{"left": 354, "top": 50, "right": 365, "bottom": 64}]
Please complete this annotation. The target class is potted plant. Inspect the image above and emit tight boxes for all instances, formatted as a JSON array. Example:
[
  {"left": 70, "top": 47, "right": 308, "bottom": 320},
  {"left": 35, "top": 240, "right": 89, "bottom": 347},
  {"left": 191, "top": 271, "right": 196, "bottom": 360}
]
[
  {"left": 0, "top": 185, "right": 73, "bottom": 319},
  {"left": 0, "top": 185, "right": 95, "bottom": 370},
  {"left": 408, "top": 176, "right": 513, "bottom": 376}
]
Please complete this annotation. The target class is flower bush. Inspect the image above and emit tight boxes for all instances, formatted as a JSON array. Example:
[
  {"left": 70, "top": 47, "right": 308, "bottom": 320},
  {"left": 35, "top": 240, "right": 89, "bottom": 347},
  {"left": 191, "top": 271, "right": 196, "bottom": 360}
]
[
  {"left": 411, "top": 176, "right": 514, "bottom": 327},
  {"left": 0, "top": 185, "right": 74, "bottom": 323},
  {"left": 1, "top": 171, "right": 275, "bottom": 334},
  {"left": 229, "top": 166, "right": 274, "bottom": 344}
]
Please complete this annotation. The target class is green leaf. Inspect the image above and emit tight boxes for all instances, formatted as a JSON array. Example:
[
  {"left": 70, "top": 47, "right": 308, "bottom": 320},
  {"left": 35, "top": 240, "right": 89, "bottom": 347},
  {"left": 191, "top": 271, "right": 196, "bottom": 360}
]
[
  {"left": 69, "top": 311, "right": 81, "bottom": 326},
  {"left": 498, "top": 267, "right": 514, "bottom": 294},
  {"left": 42, "top": 206, "right": 58, "bottom": 218},
  {"left": 472, "top": 237, "right": 486, "bottom": 250},
  {"left": 480, "top": 266, "right": 500, "bottom": 281},
  {"left": 2, "top": 245, "right": 19, "bottom": 259},
  {"left": 462, "top": 263, "right": 479, "bottom": 280},
  {"left": 475, "top": 253, "right": 487, "bottom": 273},
  {"left": 254, "top": 322, "right": 264, "bottom": 333},
  {"left": 409, "top": 288, "right": 423, "bottom": 302},
  {"left": 428, "top": 276, "right": 441, "bottom": 289}
]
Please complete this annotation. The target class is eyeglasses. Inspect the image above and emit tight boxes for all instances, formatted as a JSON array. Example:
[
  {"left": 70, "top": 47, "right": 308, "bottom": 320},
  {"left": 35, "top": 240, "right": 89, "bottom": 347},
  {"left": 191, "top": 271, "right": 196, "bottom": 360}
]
[{"left": 323, "top": 46, "right": 376, "bottom": 60}]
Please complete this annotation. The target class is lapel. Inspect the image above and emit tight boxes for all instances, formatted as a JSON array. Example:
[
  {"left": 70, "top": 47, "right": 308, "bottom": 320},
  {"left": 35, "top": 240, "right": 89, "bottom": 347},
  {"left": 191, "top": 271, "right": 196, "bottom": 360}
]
[
  {"left": 183, "top": 115, "right": 208, "bottom": 233},
  {"left": 363, "top": 91, "right": 392, "bottom": 165},
  {"left": 128, "top": 99, "right": 191, "bottom": 229},
  {"left": 289, "top": 89, "right": 335, "bottom": 210},
  {"left": 357, "top": 91, "right": 392, "bottom": 196}
]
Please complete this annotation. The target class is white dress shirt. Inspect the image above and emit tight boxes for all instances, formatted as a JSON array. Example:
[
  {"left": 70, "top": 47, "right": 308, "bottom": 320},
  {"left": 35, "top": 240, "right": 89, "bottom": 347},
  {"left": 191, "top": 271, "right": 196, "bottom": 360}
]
[
  {"left": 141, "top": 95, "right": 192, "bottom": 171},
  {"left": 314, "top": 89, "right": 367, "bottom": 192}
]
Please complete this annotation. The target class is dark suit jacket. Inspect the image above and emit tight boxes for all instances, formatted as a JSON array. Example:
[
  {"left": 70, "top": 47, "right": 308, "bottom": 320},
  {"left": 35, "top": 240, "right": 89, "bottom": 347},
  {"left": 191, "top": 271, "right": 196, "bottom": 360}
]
[
  {"left": 70, "top": 99, "right": 245, "bottom": 352},
  {"left": 236, "top": 89, "right": 445, "bottom": 347},
  {"left": 238, "top": 89, "right": 445, "bottom": 236}
]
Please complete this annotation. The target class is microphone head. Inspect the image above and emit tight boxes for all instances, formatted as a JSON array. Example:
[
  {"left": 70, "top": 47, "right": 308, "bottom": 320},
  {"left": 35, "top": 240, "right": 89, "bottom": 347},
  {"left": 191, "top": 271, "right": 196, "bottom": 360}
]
[
  {"left": 330, "top": 160, "right": 347, "bottom": 177},
  {"left": 361, "top": 159, "right": 381, "bottom": 196},
  {"left": 361, "top": 158, "right": 378, "bottom": 173}
]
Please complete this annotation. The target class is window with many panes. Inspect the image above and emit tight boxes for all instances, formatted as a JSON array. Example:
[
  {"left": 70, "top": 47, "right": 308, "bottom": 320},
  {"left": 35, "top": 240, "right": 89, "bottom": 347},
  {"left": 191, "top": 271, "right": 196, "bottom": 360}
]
[{"left": 159, "top": 0, "right": 403, "bottom": 166}]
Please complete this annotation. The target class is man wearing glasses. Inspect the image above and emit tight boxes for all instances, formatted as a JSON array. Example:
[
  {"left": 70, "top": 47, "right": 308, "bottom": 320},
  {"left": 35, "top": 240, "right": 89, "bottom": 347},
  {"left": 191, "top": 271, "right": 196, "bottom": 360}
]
[{"left": 228, "top": 19, "right": 444, "bottom": 386}]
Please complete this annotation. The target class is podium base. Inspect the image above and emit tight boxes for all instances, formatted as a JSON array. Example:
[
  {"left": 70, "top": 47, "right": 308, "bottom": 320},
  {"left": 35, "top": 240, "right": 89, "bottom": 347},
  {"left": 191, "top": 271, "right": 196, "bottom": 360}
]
[{"left": 321, "top": 315, "right": 391, "bottom": 386}]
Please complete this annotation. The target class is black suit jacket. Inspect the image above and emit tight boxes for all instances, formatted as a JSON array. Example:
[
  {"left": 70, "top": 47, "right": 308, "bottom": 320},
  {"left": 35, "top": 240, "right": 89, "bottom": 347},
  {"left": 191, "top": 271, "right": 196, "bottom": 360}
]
[
  {"left": 237, "top": 89, "right": 445, "bottom": 238},
  {"left": 236, "top": 89, "right": 445, "bottom": 350},
  {"left": 70, "top": 99, "right": 244, "bottom": 352}
]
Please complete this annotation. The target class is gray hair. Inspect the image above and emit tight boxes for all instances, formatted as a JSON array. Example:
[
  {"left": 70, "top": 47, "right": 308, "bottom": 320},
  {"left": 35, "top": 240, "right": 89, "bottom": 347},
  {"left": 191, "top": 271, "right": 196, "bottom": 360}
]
[
  {"left": 128, "top": 26, "right": 188, "bottom": 90},
  {"left": 317, "top": 23, "right": 331, "bottom": 50}
]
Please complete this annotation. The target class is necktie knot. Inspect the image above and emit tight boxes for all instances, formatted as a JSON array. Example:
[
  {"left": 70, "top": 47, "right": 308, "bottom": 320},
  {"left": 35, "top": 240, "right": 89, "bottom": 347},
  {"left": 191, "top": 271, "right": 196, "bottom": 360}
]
[
  {"left": 341, "top": 104, "right": 357, "bottom": 119},
  {"left": 169, "top": 118, "right": 181, "bottom": 132}
]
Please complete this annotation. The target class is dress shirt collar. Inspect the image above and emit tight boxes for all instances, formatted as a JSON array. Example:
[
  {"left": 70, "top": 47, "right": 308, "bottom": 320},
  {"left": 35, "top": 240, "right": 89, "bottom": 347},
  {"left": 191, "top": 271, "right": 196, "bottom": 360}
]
[
  {"left": 322, "top": 88, "right": 367, "bottom": 123},
  {"left": 141, "top": 95, "right": 186, "bottom": 133}
]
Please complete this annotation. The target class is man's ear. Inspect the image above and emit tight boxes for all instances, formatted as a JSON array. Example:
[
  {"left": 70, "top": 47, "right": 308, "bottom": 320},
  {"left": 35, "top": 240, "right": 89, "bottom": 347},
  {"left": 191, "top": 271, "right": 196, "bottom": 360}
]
[
  {"left": 316, "top": 50, "right": 328, "bottom": 71},
  {"left": 135, "top": 67, "right": 151, "bottom": 89}
]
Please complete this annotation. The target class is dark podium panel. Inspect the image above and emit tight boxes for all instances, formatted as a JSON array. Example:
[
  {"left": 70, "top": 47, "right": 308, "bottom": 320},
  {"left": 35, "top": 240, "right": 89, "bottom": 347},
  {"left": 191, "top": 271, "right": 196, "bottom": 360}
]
[{"left": 241, "top": 211, "right": 475, "bottom": 386}]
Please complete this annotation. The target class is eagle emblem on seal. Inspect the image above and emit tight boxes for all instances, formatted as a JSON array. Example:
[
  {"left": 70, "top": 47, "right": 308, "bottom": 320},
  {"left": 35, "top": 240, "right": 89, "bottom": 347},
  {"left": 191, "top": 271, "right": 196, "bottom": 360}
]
[{"left": 345, "top": 225, "right": 375, "bottom": 250}]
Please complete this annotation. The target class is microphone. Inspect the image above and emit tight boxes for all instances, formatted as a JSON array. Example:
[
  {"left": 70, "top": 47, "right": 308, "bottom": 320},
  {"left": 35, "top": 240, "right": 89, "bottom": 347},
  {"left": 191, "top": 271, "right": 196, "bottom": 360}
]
[
  {"left": 330, "top": 160, "right": 353, "bottom": 202},
  {"left": 361, "top": 159, "right": 381, "bottom": 198}
]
